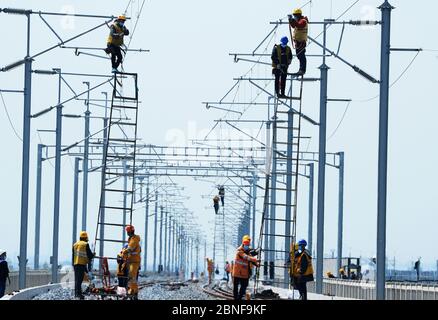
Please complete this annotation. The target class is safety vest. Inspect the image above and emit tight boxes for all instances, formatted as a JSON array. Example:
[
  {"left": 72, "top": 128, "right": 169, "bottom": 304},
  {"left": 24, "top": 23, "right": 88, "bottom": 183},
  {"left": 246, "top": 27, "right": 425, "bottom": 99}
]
[
  {"left": 207, "top": 260, "right": 214, "bottom": 273},
  {"left": 232, "top": 246, "right": 257, "bottom": 279},
  {"left": 73, "top": 240, "right": 89, "bottom": 266},
  {"left": 127, "top": 235, "right": 141, "bottom": 263},
  {"left": 273, "top": 45, "right": 292, "bottom": 68},
  {"left": 107, "top": 23, "right": 125, "bottom": 46},
  {"left": 293, "top": 17, "right": 309, "bottom": 42},
  {"left": 294, "top": 250, "right": 314, "bottom": 276}
]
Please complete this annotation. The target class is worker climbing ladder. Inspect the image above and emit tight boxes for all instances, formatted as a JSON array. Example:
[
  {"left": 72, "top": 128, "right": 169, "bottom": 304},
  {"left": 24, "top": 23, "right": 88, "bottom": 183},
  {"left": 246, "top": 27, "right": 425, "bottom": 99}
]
[
  {"left": 92, "top": 72, "right": 140, "bottom": 292},
  {"left": 255, "top": 75, "right": 305, "bottom": 295}
]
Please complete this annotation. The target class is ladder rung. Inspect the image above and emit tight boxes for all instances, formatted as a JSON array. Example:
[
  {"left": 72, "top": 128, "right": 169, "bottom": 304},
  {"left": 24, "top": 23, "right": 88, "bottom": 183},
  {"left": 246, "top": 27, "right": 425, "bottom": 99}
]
[
  {"left": 276, "top": 126, "right": 300, "bottom": 130},
  {"left": 105, "top": 172, "right": 135, "bottom": 177},
  {"left": 257, "top": 264, "right": 291, "bottom": 269},
  {"left": 107, "top": 155, "right": 135, "bottom": 160},
  {"left": 94, "top": 256, "right": 118, "bottom": 260},
  {"left": 98, "top": 222, "right": 129, "bottom": 227},
  {"left": 101, "top": 205, "right": 133, "bottom": 211},
  {"left": 112, "top": 104, "right": 137, "bottom": 110},
  {"left": 262, "top": 217, "right": 295, "bottom": 223},
  {"left": 108, "top": 138, "right": 137, "bottom": 144},
  {"left": 267, "top": 187, "right": 296, "bottom": 192},
  {"left": 103, "top": 188, "right": 133, "bottom": 193},
  {"left": 264, "top": 203, "right": 296, "bottom": 207},
  {"left": 276, "top": 142, "right": 299, "bottom": 146},
  {"left": 261, "top": 233, "right": 294, "bottom": 238},
  {"left": 259, "top": 249, "right": 290, "bottom": 254},
  {"left": 95, "top": 238, "right": 128, "bottom": 244}
]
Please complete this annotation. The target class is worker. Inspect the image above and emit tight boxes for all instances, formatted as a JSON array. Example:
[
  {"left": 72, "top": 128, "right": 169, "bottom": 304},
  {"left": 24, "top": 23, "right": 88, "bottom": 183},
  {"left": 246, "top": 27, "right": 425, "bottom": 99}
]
[
  {"left": 293, "top": 239, "right": 314, "bottom": 300},
  {"left": 327, "top": 271, "right": 336, "bottom": 279},
  {"left": 271, "top": 36, "right": 293, "bottom": 98},
  {"left": 288, "top": 9, "right": 309, "bottom": 75},
  {"left": 213, "top": 195, "right": 220, "bottom": 214},
  {"left": 125, "top": 225, "right": 141, "bottom": 299},
  {"left": 232, "top": 235, "right": 260, "bottom": 300},
  {"left": 72, "top": 231, "right": 94, "bottom": 300},
  {"left": 218, "top": 186, "right": 225, "bottom": 206},
  {"left": 230, "top": 261, "right": 234, "bottom": 285},
  {"left": 339, "top": 268, "right": 348, "bottom": 279},
  {"left": 224, "top": 261, "right": 231, "bottom": 283},
  {"left": 116, "top": 244, "right": 129, "bottom": 289},
  {"left": 288, "top": 243, "right": 299, "bottom": 282},
  {"left": 206, "top": 258, "right": 214, "bottom": 284},
  {"left": 0, "top": 250, "right": 10, "bottom": 298},
  {"left": 351, "top": 271, "right": 358, "bottom": 280},
  {"left": 106, "top": 15, "right": 129, "bottom": 73}
]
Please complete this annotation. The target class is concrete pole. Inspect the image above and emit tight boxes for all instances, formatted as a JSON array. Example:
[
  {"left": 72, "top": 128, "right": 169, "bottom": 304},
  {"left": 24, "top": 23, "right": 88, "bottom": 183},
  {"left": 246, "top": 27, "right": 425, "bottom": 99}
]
[
  {"left": 376, "top": 0, "right": 393, "bottom": 300},
  {"left": 251, "top": 172, "right": 257, "bottom": 245},
  {"left": 143, "top": 178, "right": 149, "bottom": 272},
  {"left": 196, "top": 239, "right": 199, "bottom": 277},
  {"left": 263, "top": 122, "right": 271, "bottom": 272},
  {"left": 99, "top": 92, "right": 108, "bottom": 262},
  {"left": 159, "top": 206, "right": 163, "bottom": 271},
  {"left": 269, "top": 108, "right": 278, "bottom": 266},
  {"left": 308, "top": 163, "right": 314, "bottom": 256},
  {"left": 72, "top": 158, "right": 80, "bottom": 248},
  {"left": 51, "top": 69, "right": 63, "bottom": 283},
  {"left": 19, "top": 13, "right": 32, "bottom": 289},
  {"left": 337, "top": 152, "right": 345, "bottom": 276},
  {"left": 164, "top": 209, "right": 168, "bottom": 272},
  {"left": 153, "top": 191, "right": 158, "bottom": 272},
  {"left": 284, "top": 109, "right": 294, "bottom": 286},
  {"left": 34, "top": 144, "right": 44, "bottom": 270},
  {"left": 122, "top": 160, "right": 127, "bottom": 243},
  {"left": 81, "top": 81, "right": 90, "bottom": 231},
  {"left": 316, "top": 23, "right": 329, "bottom": 294},
  {"left": 213, "top": 215, "right": 216, "bottom": 263}
]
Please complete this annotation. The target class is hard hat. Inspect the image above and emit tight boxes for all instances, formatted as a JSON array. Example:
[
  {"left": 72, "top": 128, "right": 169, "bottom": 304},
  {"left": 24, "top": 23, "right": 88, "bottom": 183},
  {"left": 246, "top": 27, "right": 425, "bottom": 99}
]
[
  {"left": 298, "top": 239, "right": 307, "bottom": 247},
  {"left": 242, "top": 235, "right": 251, "bottom": 245},
  {"left": 125, "top": 225, "right": 135, "bottom": 233},
  {"left": 339, "top": 268, "right": 345, "bottom": 272},
  {"left": 280, "top": 36, "right": 289, "bottom": 45},
  {"left": 0, "top": 249, "right": 6, "bottom": 256},
  {"left": 293, "top": 8, "right": 303, "bottom": 15},
  {"left": 79, "top": 231, "right": 88, "bottom": 239},
  {"left": 118, "top": 15, "right": 127, "bottom": 21}
]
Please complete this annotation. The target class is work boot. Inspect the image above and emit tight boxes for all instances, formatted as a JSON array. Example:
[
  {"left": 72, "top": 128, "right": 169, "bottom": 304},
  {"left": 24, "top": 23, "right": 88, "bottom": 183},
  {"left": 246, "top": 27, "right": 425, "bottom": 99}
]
[
  {"left": 112, "top": 68, "right": 118, "bottom": 73},
  {"left": 296, "top": 70, "right": 305, "bottom": 76}
]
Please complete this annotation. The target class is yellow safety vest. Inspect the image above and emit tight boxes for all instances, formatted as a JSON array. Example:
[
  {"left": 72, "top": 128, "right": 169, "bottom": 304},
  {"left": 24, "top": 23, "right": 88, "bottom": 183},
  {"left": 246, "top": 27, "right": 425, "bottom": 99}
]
[
  {"left": 107, "top": 23, "right": 125, "bottom": 46},
  {"left": 294, "top": 250, "right": 314, "bottom": 276},
  {"left": 127, "top": 235, "right": 141, "bottom": 263},
  {"left": 73, "top": 240, "right": 89, "bottom": 266},
  {"left": 273, "top": 45, "right": 292, "bottom": 68},
  {"left": 293, "top": 19, "right": 309, "bottom": 42}
]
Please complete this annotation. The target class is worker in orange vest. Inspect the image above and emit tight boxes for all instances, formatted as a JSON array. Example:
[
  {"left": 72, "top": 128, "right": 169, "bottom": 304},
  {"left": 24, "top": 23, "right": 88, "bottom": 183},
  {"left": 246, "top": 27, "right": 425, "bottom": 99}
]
[
  {"left": 206, "top": 258, "right": 214, "bottom": 285},
  {"left": 125, "top": 225, "right": 141, "bottom": 299},
  {"left": 232, "top": 235, "right": 259, "bottom": 300},
  {"left": 224, "top": 261, "right": 231, "bottom": 282}
]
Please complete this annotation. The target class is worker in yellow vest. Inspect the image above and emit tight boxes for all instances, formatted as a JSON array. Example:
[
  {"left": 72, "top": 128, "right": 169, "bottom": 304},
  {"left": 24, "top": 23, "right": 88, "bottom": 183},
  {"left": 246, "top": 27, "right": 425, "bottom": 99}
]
[
  {"left": 288, "top": 9, "right": 309, "bottom": 75},
  {"left": 271, "top": 37, "right": 293, "bottom": 98},
  {"left": 106, "top": 15, "right": 129, "bottom": 73},
  {"left": 125, "top": 225, "right": 141, "bottom": 299},
  {"left": 72, "top": 231, "right": 94, "bottom": 299},
  {"left": 293, "top": 239, "right": 314, "bottom": 300}
]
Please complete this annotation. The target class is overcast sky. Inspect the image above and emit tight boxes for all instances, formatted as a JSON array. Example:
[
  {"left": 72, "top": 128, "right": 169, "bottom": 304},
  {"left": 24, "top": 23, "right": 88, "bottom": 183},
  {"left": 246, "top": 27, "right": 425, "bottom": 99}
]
[{"left": 1, "top": 0, "right": 438, "bottom": 272}]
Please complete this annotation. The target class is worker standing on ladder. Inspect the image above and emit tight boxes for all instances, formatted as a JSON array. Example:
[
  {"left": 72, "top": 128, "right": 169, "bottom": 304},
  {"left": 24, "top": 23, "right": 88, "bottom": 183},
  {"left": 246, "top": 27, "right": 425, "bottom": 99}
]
[
  {"left": 271, "top": 36, "right": 293, "bottom": 98},
  {"left": 232, "top": 235, "right": 260, "bottom": 300},
  {"left": 213, "top": 195, "right": 220, "bottom": 214},
  {"left": 72, "top": 231, "right": 94, "bottom": 300},
  {"left": 288, "top": 9, "right": 309, "bottom": 76},
  {"left": 125, "top": 225, "right": 141, "bottom": 299},
  {"left": 293, "top": 239, "right": 314, "bottom": 300},
  {"left": 106, "top": 15, "right": 129, "bottom": 73}
]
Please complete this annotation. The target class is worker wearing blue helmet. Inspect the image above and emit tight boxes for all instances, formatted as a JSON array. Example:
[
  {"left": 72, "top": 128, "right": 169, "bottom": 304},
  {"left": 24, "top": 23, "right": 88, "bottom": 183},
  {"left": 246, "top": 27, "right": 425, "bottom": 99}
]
[
  {"left": 293, "top": 239, "right": 314, "bottom": 300},
  {"left": 271, "top": 36, "right": 293, "bottom": 98}
]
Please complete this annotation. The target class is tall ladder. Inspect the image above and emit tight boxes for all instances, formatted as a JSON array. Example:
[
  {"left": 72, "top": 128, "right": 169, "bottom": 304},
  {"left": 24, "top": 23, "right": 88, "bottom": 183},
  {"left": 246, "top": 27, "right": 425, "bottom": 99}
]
[
  {"left": 93, "top": 72, "right": 139, "bottom": 281},
  {"left": 255, "top": 75, "right": 304, "bottom": 293}
]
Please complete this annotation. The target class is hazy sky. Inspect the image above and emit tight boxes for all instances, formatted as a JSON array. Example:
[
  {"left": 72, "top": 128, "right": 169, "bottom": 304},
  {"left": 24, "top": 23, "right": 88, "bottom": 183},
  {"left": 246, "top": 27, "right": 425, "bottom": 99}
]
[{"left": 1, "top": 0, "right": 438, "bottom": 271}]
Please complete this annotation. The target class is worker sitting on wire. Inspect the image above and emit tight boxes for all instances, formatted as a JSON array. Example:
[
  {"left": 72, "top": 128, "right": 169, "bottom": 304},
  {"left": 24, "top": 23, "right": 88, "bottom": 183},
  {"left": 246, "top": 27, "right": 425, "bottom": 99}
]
[
  {"left": 288, "top": 8, "right": 309, "bottom": 76},
  {"left": 271, "top": 36, "right": 293, "bottom": 98},
  {"left": 106, "top": 15, "right": 129, "bottom": 73}
]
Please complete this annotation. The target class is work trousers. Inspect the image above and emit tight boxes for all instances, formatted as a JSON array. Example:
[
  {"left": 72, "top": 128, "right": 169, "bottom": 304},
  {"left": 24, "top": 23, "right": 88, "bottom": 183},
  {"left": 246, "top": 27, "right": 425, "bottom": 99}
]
[
  {"left": 233, "top": 277, "right": 249, "bottom": 300},
  {"left": 128, "top": 262, "right": 140, "bottom": 295},
  {"left": 294, "top": 277, "right": 308, "bottom": 300},
  {"left": 273, "top": 68, "right": 288, "bottom": 95},
  {"left": 0, "top": 279, "right": 6, "bottom": 298},
  {"left": 74, "top": 264, "right": 87, "bottom": 297},
  {"left": 295, "top": 42, "right": 307, "bottom": 74},
  {"left": 108, "top": 44, "right": 123, "bottom": 69}
]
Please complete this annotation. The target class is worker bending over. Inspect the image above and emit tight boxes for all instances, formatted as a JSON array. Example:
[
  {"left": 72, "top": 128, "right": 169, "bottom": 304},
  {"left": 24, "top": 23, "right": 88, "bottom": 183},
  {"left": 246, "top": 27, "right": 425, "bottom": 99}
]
[
  {"left": 125, "top": 225, "right": 141, "bottom": 299},
  {"left": 72, "top": 231, "right": 94, "bottom": 300},
  {"left": 271, "top": 36, "right": 293, "bottom": 98},
  {"left": 288, "top": 9, "right": 309, "bottom": 75},
  {"left": 106, "top": 15, "right": 129, "bottom": 73},
  {"left": 232, "top": 235, "right": 259, "bottom": 300},
  {"left": 116, "top": 244, "right": 129, "bottom": 289},
  {"left": 293, "top": 239, "right": 314, "bottom": 300}
]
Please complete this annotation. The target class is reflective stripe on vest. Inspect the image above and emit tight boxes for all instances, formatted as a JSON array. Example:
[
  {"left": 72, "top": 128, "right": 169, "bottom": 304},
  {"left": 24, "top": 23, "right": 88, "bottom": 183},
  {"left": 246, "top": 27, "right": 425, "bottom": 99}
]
[
  {"left": 293, "top": 20, "right": 308, "bottom": 42},
  {"left": 73, "top": 241, "right": 89, "bottom": 265}
]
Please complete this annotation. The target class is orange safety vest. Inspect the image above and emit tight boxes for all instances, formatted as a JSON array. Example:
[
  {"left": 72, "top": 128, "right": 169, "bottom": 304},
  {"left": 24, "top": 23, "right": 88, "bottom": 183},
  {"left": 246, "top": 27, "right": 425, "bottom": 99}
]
[
  {"left": 294, "top": 250, "right": 314, "bottom": 276},
  {"left": 126, "top": 235, "right": 141, "bottom": 263},
  {"left": 232, "top": 245, "right": 257, "bottom": 279},
  {"left": 293, "top": 17, "right": 309, "bottom": 42}
]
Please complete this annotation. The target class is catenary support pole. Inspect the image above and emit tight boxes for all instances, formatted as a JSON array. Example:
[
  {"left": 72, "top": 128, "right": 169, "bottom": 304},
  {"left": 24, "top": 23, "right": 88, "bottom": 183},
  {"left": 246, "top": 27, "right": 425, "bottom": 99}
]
[
  {"left": 376, "top": 0, "right": 393, "bottom": 301},
  {"left": 337, "top": 152, "right": 345, "bottom": 276},
  {"left": 308, "top": 163, "right": 314, "bottom": 255},
  {"left": 99, "top": 92, "right": 108, "bottom": 263},
  {"left": 81, "top": 82, "right": 90, "bottom": 231},
  {"left": 153, "top": 191, "right": 158, "bottom": 272},
  {"left": 143, "top": 177, "right": 149, "bottom": 272},
  {"left": 34, "top": 144, "right": 44, "bottom": 269},
  {"left": 72, "top": 158, "right": 80, "bottom": 248}
]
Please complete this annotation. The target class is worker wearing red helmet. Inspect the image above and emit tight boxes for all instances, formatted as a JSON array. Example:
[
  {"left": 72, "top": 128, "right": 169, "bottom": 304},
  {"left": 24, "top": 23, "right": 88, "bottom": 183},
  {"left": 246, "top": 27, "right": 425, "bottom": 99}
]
[{"left": 125, "top": 225, "right": 141, "bottom": 298}]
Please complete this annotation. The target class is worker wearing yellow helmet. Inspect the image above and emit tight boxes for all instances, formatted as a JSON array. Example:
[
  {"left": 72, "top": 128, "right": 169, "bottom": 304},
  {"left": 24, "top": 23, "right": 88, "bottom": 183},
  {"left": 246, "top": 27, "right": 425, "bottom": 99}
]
[
  {"left": 72, "top": 231, "right": 94, "bottom": 300},
  {"left": 288, "top": 8, "right": 309, "bottom": 75},
  {"left": 106, "top": 15, "right": 130, "bottom": 73}
]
